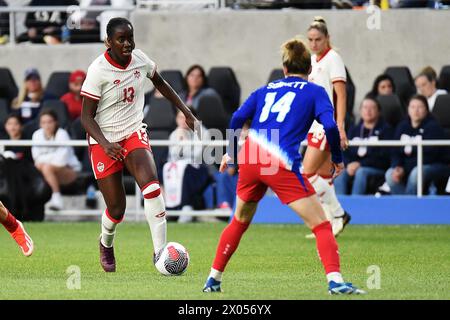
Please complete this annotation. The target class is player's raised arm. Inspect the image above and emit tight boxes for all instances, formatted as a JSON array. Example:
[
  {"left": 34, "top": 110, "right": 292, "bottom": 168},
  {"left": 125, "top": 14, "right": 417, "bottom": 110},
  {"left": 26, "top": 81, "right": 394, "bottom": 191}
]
[{"left": 149, "top": 71, "right": 199, "bottom": 132}]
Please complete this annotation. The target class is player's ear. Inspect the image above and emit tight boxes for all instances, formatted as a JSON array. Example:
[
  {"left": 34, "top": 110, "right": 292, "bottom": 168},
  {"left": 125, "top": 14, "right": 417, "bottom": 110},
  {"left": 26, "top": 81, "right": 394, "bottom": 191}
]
[
  {"left": 104, "top": 37, "right": 111, "bottom": 49},
  {"left": 282, "top": 66, "right": 288, "bottom": 77}
]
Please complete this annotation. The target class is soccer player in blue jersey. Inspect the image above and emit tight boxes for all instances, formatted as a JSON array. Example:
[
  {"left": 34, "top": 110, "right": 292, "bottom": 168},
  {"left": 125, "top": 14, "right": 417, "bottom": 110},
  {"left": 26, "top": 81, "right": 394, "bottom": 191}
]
[{"left": 203, "top": 38, "right": 365, "bottom": 295}]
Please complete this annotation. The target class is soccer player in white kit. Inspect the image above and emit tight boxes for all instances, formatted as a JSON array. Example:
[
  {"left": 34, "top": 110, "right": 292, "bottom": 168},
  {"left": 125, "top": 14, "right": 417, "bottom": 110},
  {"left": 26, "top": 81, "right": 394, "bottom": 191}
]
[
  {"left": 81, "top": 18, "right": 198, "bottom": 272},
  {"left": 303, "top": 17, "right": 351, "bottom": 238}
]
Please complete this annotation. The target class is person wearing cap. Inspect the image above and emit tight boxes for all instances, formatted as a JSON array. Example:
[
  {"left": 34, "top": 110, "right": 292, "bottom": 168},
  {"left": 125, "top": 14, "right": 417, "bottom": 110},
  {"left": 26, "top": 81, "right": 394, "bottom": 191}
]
[
  {"left": 11, "top": 68, "right": 55, "bottom": 125},
  {"left": 61, "top": 70, "right": 87, "bottom": 121}
]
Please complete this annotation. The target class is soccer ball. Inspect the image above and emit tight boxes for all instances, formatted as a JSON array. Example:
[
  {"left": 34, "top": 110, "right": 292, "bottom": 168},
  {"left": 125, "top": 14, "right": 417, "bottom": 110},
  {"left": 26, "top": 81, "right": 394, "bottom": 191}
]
[{"left": 154, "top": 242, "right": 190, "bottom": 276}]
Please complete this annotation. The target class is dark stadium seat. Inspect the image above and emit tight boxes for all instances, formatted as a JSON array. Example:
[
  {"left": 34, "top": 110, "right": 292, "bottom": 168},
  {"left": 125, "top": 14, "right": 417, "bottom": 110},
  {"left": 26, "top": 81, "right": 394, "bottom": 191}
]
[
  {"left": 160, "top": 70, "right": 184, "bottom": 94},
  {"left": 0, "top": 67, "right": 18, "bottom": 106},
  {"left": 438, "top": 65, "right": 450, "bottom": 92},
  {"left": 149, "top": 130, "right": 170, "bottom": 180},
  {"left": 432, "top": 94, "right": 450, "bottom": 135},
  {"left": 196, "top": 94, "right": 228, "bottom": 134},
  {"left": 385, "top": 66, "right": 416, "bottom": 106},
  {"left": 267, "top": 68, "right": 284, "bottom": 83},
  {"left": 0, "top": 98, "right": 8, "bottom": 125},
  {"left": 69, "top": 117, "right": 89, "bottom": 170},
  {"left": 377, "top": 94, "right": 405, "bottom": 128},
  {"left": 208, "top": 67, "right": 241, "bottom": 116},
  {"left": 41, "top": 99, "right": 70, "bottom": 129},
  {"left": 346, "top": 67, "right": 356, "bottom": 126},
  {"left": 22, "top": 119, "right": 39, "bottom": 139},
  {"left": 144, "top": 96, "right": 176, "bottom": 132},
  {"left": 0, "top": 98, "right": 8, "bottom": 137},
  {"left": 45, "top": 72, "right": 71, "bottom": 99}
]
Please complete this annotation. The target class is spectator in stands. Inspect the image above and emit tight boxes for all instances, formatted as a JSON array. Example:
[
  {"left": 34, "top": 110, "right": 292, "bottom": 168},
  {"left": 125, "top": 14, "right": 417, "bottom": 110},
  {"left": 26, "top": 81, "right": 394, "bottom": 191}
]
[
  {"left": 0, "top": 0, "right": 9, "bottom": 45},
  {"left": 11, "top": 68, "right": 55, "bottom": 124},
  {"left": 17, "top": 0, "right": 79, "bottom": 44},
  {"left": 180, "top": 65, "right": 219, "bottom": 110},
  {"left": 369, "top": 74, "right": 396, "bottom": 97},
  {"left": 2, "top": 114, "right": 32, "bottom": 162},
  {"left": 162, "top": 107, "right": 211, "bottom": 222},
  {"left": 384, "top": 95, "right": 447, "bottom": 195},
  {"left": 414, "top": 66, "right": 447, "bottom": 111},
  {"left": 398, "top": 0, "right": 435, "bottom": 8},
  {"left": 32, "top": 109, "right": 81, "bottom": 210},
  {"left": 61, "top": 70, "right": 86, "bottom": 121},
  {"left": 334, "top": 96, "right": 393, "bottom": 195}
]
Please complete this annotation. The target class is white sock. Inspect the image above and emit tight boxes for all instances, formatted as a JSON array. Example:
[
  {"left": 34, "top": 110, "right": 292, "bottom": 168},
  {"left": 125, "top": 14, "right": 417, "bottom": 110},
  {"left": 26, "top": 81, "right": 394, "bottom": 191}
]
[
  {"left": 326, "top": 272, "right": 344, "bottom": 284},
  {"left": 309, "top": 175, "right": 345, "bottom": 218},
  {"left": 142, "top": 182, "right": 167, "bottom": 253},
  {"left": 101, "top": 210, "right": 120, "bottom": 248},
  {"left": 209, "top": 268, "right": 223, "bottom": 282}
]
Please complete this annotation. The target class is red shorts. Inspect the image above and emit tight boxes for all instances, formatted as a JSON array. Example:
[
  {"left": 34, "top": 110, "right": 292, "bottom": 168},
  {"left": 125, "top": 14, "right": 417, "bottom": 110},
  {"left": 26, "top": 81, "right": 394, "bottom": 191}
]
[
  {"left": 88, "top": 128, "right": 151, "bottom": 180},
  {"left": 307, "top": 130, "right": 330, "bottom": 151},
  {"left": 236, "top": 140, "right": 315, "bottom": 204}
]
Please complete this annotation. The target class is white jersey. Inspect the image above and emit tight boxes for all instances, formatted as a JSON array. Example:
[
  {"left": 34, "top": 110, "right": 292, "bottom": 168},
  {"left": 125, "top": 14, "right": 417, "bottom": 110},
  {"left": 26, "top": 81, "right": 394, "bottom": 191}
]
[
  {"left": 308, "top": 48, "right": 346, "bottom": 133},
  {"left": 81, "top": 49, "right": 157, "bottom": 144}
]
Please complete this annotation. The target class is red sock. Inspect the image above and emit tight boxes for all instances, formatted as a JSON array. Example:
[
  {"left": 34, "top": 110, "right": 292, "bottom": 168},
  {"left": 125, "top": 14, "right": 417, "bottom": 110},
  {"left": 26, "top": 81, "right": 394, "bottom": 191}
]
[
  {"left": 212, "top": 216, "right": 250, "bottom": 272},
  {"left": 2, "top": 210, "right": 19, "bottom": 233},
  {"left": 312, "top": 221, "right": 340, "bottom": 274}
]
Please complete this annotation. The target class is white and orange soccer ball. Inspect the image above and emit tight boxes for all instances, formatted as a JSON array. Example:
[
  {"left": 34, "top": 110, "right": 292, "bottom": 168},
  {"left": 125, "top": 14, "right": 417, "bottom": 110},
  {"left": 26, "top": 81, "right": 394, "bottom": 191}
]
[{"left": 154, "top": 242, "right": 190, "bottom": 276}]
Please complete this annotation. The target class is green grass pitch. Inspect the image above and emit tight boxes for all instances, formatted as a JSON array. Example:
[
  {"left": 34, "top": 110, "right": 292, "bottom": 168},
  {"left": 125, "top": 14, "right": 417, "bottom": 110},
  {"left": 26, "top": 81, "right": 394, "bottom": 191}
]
[{"left": 0, "top": 222, "right": 449, "bottom": 300}]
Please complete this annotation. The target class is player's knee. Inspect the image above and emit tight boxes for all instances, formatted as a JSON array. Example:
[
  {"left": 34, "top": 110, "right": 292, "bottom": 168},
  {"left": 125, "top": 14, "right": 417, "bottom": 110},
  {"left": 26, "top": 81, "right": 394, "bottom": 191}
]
[
  {"left": 142, "top": 181, "right": 165, "bottom": 215},
  {"left": 107, "top": 203, "right": 126, "bottom": 221}
]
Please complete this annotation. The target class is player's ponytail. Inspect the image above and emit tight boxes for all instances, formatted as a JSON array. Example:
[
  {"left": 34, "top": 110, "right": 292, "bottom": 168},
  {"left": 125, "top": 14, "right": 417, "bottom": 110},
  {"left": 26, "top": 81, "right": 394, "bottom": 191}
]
[
  {"left": 308, "top": 16, "right": 331, "bottom": 49},
  {"left": 281, "top": 38, "right": 311, "bottom": 76}
]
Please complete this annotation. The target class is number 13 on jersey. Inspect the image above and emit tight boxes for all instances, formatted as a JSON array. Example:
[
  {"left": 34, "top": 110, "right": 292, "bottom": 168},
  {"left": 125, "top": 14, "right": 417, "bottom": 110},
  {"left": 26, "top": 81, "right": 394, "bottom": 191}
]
[{"left": 259, "top": 91, "right": 296, "bottom": 123}]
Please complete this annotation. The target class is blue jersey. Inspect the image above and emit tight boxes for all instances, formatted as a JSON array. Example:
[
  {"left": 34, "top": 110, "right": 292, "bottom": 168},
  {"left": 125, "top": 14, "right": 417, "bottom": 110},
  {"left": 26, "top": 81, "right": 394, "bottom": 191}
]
[{"left": 229, "top": 76, "right": 342, "bottom": 172}]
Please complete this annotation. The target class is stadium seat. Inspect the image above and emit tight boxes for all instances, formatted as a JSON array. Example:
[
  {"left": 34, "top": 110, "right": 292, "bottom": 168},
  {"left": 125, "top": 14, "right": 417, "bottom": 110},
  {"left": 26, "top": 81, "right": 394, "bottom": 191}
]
[
  {"left": 385, "top": 66, "right": 416, "bottom": 106},
  {"left": 0, "top": 67, "right": 18, "bottom": 106},
  {"left": 432, "top": 94, "right": 450, "bottom": 135},
  {"left": 208, "top": 67, "right": 241, "bottom": 116},
  {"left": 22, "top": 119, "right": 39, "bottom": 139},
  {"left": 267, "top": 68, "right": 284, "bottom": 83},
  {"left": 196, "top": 94, "right": 229, "bottom": 134},
  {"left": 346, "top": 67, "right": 356, "bottom": 126},
  {"left": 160, "top": 70, "right": 184, "bottom": 94},
  {"left": 45, "top": 72, "right": 71, "bottom": 99},
  {"left": 149, "top": 130, "right": 170, "bottom": 180},
  {"left": 377, "top": 94, "right": 405, "bottom": 128},
  {"left": 144, "top": 95, "right": 176, "bottom": 131},
  {"left": 69, "top": 117, "right": 90, "bottom": 170},
  {"left": 438, "top": 65, "right": 450, "bottom": 92},
  {"left": 41, "top": 99, "right": 70, "bottom": 129},
  {"left": 0, "top": 98, "right": 9, "bottom": 137}
]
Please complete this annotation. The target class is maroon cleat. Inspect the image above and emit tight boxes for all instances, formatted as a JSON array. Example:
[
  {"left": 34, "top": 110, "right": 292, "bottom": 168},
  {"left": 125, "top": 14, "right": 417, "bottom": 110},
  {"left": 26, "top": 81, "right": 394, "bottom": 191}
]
[{"left": 99, "top": 240, "right": 116, "bottom": 272}]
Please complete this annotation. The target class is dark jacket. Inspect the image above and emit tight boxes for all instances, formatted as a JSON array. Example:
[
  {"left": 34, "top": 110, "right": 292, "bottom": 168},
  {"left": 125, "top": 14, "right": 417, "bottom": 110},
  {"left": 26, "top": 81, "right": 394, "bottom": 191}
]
[
  {"left": 344, "top": 119, "right": 393, "bottom": 170},
  {"left": 391, "top": 114, "right": 447, "bottom": 174}
]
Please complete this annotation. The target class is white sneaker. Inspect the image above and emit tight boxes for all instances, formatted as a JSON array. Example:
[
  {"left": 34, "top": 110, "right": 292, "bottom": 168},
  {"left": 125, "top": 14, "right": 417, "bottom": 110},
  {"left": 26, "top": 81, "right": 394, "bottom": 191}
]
[
  {"left": 178, "top": 206, "right": 194, "bottom": 223},
  {"left": 47, "top": 193, "right": 63, "bottom": 211},
  {"left": 306, "top": 212, "right": 351, "bottom": 239}
]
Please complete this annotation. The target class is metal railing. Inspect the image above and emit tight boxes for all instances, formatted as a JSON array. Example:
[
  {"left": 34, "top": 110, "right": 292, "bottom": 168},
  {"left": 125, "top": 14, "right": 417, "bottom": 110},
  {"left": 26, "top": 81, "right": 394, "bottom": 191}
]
[{"left": 2, "top": 138, "right": 450, "bottom": 197}]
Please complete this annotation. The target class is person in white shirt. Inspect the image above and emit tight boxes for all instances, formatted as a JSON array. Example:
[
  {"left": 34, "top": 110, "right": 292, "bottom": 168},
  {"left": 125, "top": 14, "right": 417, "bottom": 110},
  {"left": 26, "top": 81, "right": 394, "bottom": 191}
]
[
  {"left": 414, "top": 66, "right": 447, "bottom": 112},
  {"left": 303, "top": 17, "right": 351, "bottom": 238},
  {"left": 80, "top": 17, "right": 199, "bottom": 273},
  {"left": 32, "top": 109, "right": 81, "bottom": 211}
]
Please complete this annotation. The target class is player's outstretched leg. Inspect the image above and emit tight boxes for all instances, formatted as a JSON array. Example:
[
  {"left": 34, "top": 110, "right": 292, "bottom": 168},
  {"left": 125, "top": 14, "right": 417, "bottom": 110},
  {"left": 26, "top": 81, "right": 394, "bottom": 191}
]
[
  {"left": 141, "top": 181, "right": 167, "bottom": 257},
  {"left": 289, "top": 196, "right": 365, "bottom": 295},
  {"left": 0, "top": 202, "right": 33, "bottom": 257},
  {"left": 203, "top": 199, "right": 256, "bottom": 293}
]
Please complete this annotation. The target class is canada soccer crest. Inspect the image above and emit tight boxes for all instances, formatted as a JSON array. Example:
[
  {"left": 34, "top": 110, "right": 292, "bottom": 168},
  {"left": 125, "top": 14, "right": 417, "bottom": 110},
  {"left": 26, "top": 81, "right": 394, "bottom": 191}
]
[
  {"left": 134, "top": 70, "right": 141, "bottom": 79},
  {"left": 97, "top": 162, "right": 105, "bottom": 172}
]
